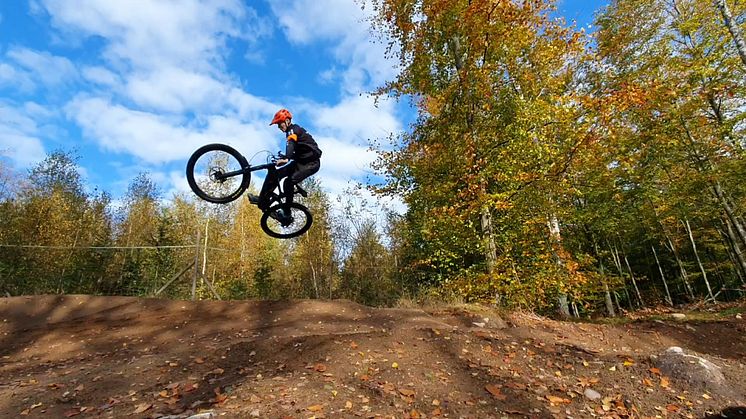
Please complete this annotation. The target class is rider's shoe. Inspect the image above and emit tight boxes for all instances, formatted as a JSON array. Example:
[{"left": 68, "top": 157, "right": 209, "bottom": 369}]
[
  {"left": 247, "top": 193, "right": 260, "bottom": 205},
  {"left": 270, "top": 208, "right": 292, "bottom": 225}
]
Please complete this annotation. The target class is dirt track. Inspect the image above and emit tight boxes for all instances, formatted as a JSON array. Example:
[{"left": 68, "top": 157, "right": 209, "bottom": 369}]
[{"left": 1, "top": 295, "right": 745, "bottom": 418}]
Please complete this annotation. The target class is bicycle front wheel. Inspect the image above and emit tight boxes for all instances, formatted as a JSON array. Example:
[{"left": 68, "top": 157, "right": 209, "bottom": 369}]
[
  {"left": 260, "top": 203, "right": 313, "bottom": 239},
  {"left": 186, "top": 143, "right": 250, "bottom": 204}
]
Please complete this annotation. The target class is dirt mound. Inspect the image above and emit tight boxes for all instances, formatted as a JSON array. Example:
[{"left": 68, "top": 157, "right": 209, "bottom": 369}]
[{"left": 1, "top": 296, "right": 745, "bottom": 418}]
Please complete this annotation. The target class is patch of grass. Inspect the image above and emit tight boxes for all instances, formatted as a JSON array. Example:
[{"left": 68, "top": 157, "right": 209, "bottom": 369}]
[{"left": 717, "top": 306, "right": 745, "bottom": 317}]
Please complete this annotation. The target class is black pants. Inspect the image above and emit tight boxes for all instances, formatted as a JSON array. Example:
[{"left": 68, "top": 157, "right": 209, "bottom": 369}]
[{"left": 259, "top": 159, "right": 320, "bottom": 210}]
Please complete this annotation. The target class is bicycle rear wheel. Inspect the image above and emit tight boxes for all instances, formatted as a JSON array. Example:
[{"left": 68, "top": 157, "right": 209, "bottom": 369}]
[
  {"left": 260, "top": 202, "right": 313, "bottom": 239},
  {"left": 186, "top": 143, "right": 250, "bottom": 204}
]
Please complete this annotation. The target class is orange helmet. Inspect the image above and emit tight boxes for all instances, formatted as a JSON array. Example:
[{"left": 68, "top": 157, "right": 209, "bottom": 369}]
[{"left": 270, "top": 109, "right": 292, "bottom": 125}]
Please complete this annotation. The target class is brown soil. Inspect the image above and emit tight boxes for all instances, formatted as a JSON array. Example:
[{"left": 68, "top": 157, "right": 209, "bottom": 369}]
[{"left": 1, "top": 295, "right": 745, "bottom": 418}]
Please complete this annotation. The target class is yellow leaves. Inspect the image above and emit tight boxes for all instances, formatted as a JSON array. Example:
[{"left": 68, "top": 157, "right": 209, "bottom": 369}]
[
  {"left": 307, "top": 404, "right": 324, "bottom": 412},
  {"left": 546, "top": 394, "right": 571, "bottom": 405},
  {"left": 577, "top": 376, "right": 599, "bottom": 387}
]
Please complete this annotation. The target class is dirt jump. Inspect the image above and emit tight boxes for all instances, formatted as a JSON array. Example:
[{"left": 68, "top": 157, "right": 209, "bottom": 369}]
[{"left": 1, "top": 295, "right": 745, "bottom": 418}]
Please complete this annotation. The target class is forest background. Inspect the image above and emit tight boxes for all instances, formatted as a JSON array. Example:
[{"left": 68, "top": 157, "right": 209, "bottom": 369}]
[{"left": 1, "top": 0, "right": 746, "bottom": 317}]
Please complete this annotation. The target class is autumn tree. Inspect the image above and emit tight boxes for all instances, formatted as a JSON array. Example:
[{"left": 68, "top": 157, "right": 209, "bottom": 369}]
[{"left": 369, "top": 0, "right": 592, "bottom": 312}]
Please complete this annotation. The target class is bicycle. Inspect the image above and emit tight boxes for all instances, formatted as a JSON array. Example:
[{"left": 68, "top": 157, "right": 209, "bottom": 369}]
[{"left": 185, "top": 143, "right": 313, "bottom": 239}]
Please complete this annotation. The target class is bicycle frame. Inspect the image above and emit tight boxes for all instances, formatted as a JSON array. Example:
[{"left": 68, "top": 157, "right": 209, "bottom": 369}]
[{"left": 215, "top": 159, "right": 298, "bottom": 203}]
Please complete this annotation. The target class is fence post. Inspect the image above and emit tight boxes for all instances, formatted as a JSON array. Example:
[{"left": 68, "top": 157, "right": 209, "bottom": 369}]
[{"left": 192, "top": 229, "right": 200, "bottom": 301}]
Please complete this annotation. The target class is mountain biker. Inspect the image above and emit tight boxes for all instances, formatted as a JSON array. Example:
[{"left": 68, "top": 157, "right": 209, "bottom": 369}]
[{"left": 249, "top": 109, "right": 322, "bottom": 222}]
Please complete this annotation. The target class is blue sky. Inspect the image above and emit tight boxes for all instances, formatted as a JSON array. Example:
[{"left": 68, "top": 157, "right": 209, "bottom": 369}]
[{"left": 0, "top": 0, "right": 606, "bottom": 207}]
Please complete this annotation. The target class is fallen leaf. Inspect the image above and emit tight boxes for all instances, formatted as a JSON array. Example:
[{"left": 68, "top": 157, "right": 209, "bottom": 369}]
[
  {"left": 350, "top": 341, "right": 358, "bottom": 349},
  {"left": 133, "top": 403, "right": 152, "bottom": 414},
  {"left": 649, "top": 367, "right": 661, "bottom": 375},
  {"left": 702, "top": 394, "right": 711, "bottom": 400},
  {"left": 399, "top": 388, "right": 416, "bottom": 397},
  {"left": 546, "top": 395, "right": 571, "bottom": 405},
  {"left": 666, "top": 404, "right": 680, "bottom": 412},
  {"left": 194, "top": 357, "right": 205, "bottom": 364},
  {"left": 392, "top": 362, "right": 399, "bottom": 369},
  {"left": 660, "top": 376, "right": 670, "bottom": 388},
  {"left": 577, "top": 377, "right": 599, "bottom": 387},
  {"left": 623, "top": 359, "right": 635, "bottom": 366},
  {"left": 307, "top": 404, "right": 323, "bottom": 412},
  {"left": 506, "top": 381, "right": 526, "bottom": 390},
  {"left": 485, "top": 384, "right": 507, "bottom": 400},
  {"left": 314, "top": 363, "right": 327, "bottom": 372},
  {"left": 345, "top": 401, "right": 353, "bottom": 409}
]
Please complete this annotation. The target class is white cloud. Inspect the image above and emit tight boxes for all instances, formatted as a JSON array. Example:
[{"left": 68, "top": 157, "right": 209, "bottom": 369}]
[
  {"left": 0, "top": 133, "right": 46, "bottom": 168},
  {"left": 0, "top": 63, "right": 36, "bottom": 92},
  {"left": 37, "top": 0, "right": 262, "bottom": 71},
  {"left": 124, "top": 67, "right": 232, "bottom": 113},
  {"left": 82, "top": 66, "right": 121, "bottom": 87},
  {"left": 308, "top": 94, "right": 401, "bottom": 142},
  {"left": 65, "top": 96, "right": 278, "bottom": 164},
  {"left": 7, "top": 47, "right": 79, "bottom": 87},
  {"left": 315, "top": 136, "right": 375, "bottom": 176},
  {"left": 0, "top": 104, "right": 47, "bottom": 167},
  {"left": 269, "top": 0, "right": 397, "bottom": 93}
]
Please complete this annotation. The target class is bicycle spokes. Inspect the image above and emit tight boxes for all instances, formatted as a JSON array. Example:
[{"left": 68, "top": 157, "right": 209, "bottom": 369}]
[
  {"left": 260, "top": 203, "right": 313, "bottom": 239},
  {"left": 186, "top": 144, "right": 250, "bottom": 204}
]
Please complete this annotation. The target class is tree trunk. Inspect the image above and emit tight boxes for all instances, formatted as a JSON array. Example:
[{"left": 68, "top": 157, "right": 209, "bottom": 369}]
[
  {"left": 613, "top": 291, "right": 622, "bottom": 313},
  {"left": 684, "top": 218, "right": 716, "bottom": 302},
  {"left": 310, "top": 262, "right": 319, "bottom": 299},
  {"left": 593, "top": 240, "right": 615, "bottom": 317},
  {"left": 714, "top": 0, "right": 746, "bottom": 68},
  {"left": 557, "top": 293, "right": 571, "bottom": 318},
  {"left": 720, "top": 220, "right": 746, "bottom": 285},
  {"left": 604, "top": 282, "right": 616, "bottom": 317},
  {"left": 651, "top": 202, "right": 695, "bottom": 300},
  {"left": 623, "top": 252, "right": 644, "bottom": 307},
  {"left": 481, "top": 206, "right": 498, "bottom": 273},
  {"left": 652, "top": 245, "right": 673, "bottom": 306},
  {"left": 548, "top": 214, "right": 570, "bottom": 318},
  {"left": 712, "top": 182, "right": 746, "bottom": 249},
  {"left": 664, "top": 235, "right": 695, "bottom": 300},
  {"left": 608, "top": 243, "right": 633, "bottom": 309}
]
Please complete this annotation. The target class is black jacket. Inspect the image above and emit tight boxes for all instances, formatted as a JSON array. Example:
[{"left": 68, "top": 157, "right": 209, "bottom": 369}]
[{"left": 285, "top": 124, "right": 322, "bottom": 163}]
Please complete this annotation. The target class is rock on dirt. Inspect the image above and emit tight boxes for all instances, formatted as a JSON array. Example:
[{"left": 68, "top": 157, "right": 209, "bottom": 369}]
[
  {"left": 583, "top": 388, "right": 602, "bottom": 401},
  {"left": 653, "top": 346, "right": 731, "bottom": 395}
]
